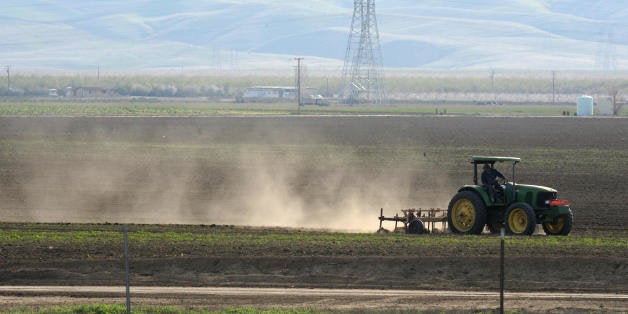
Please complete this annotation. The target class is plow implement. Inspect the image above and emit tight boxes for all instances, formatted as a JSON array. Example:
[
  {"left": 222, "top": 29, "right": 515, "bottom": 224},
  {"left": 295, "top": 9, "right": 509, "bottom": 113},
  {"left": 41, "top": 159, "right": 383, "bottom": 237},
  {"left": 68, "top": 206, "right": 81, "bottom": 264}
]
[{"left": 377, "top": 208, "right": 447, "bottom": 234}]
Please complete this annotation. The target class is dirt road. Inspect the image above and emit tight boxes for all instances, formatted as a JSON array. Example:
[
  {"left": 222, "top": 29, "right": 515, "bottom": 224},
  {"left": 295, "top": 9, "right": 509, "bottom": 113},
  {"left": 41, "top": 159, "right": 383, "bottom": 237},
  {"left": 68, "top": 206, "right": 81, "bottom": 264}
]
[{"left": 0, "top": 286, "right": 626, "bottom": 312}]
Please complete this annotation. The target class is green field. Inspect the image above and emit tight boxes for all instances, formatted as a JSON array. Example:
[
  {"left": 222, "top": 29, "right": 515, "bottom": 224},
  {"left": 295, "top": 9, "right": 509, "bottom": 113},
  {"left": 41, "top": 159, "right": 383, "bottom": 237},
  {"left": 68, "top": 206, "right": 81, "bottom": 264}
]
[
  {"left": 1, "top": 223, "right": 626, "bottom": 259},
  {"left": 2, "top": 70, "right": 627, "bottom": 117},
  {"left": 0, "top": 100, "right": 624, "bottom": 116}
]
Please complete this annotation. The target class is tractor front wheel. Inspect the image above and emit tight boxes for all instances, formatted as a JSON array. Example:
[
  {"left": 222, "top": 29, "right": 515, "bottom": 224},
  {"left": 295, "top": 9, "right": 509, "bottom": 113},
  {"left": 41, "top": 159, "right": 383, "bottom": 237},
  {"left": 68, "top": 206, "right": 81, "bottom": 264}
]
[
  {"left": 447, "top": 191, "right": 487, "bottom": 234},
  {"left": 542, "top": 209, "right": 573, "bottom": 236},
  {"left": 505, "top": 203, "right": 536, "bottom": 235}
]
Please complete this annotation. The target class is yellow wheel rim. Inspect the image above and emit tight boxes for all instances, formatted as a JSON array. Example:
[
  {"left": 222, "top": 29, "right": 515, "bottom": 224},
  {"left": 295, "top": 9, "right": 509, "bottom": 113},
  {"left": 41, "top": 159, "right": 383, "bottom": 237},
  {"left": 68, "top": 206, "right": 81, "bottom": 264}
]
[
  {"left": 544, "top": 216, "right": 565, "bottom": 234},
  {"left": 451, "top": 198, "right": 476, "bottom": 232},
  {"left": 508, "top": 208, "right": 528, "bottom": 234}
]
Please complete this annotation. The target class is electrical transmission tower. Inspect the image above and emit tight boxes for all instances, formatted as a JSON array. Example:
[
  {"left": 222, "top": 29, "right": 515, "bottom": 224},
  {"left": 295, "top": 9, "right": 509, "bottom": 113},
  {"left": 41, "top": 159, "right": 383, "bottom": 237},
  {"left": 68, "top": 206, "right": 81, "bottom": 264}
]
[
  {"left": 341, "top": 0, "right": 386, "bottom": 105},
  {"left": 596, "top": 30, "right": 617, "bottom": 73}
]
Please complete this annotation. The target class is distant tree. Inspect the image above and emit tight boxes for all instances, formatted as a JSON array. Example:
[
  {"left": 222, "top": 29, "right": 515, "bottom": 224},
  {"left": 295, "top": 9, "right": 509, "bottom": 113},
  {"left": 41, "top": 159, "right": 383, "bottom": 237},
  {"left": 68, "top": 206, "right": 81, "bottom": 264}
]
[{"left": 609, "top": 86, "right": 624, "bottom": 115}]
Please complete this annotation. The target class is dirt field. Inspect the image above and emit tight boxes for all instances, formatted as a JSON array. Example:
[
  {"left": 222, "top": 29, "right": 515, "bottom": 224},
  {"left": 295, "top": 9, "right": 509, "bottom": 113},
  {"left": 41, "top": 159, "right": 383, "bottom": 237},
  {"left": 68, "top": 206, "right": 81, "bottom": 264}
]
[
  {"left": 0, "top": 115, "right": 627, "bottom": 312},
  {"left": 0, "top": 115, "right": 626, "bottom": 230}
]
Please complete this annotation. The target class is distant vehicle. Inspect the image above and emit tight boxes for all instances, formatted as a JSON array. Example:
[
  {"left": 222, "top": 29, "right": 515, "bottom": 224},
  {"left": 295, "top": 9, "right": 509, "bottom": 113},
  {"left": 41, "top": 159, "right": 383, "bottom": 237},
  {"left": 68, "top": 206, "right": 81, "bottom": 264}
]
[
  {"left": 48, "top": 89, "right": 58, "bottom": 97},
  {"left": 301, "top": 95, "right": 330, "bottom": 106}
]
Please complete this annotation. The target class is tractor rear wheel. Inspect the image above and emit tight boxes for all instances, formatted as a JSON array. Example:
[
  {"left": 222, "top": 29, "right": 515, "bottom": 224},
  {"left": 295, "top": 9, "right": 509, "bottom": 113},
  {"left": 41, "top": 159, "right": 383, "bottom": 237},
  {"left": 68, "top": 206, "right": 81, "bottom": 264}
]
[
  {"left": 406, "top": 219, "right": 425, "bottom": 234},
  {"left": 505, "top": 203, "right": 536, "bottom": 235},
  {"left": 542, "top": 209, "right": 573, "bottom": 236},
  {"left": 447, "top": 191, "right": 487, "bottom": 234}
]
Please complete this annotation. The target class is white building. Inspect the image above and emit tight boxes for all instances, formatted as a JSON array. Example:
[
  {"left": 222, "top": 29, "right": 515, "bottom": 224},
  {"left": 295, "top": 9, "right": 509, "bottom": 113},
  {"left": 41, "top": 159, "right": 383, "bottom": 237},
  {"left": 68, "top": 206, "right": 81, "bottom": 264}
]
[{"left": 242, "top": 86, "right": 296, "bottom": 102}]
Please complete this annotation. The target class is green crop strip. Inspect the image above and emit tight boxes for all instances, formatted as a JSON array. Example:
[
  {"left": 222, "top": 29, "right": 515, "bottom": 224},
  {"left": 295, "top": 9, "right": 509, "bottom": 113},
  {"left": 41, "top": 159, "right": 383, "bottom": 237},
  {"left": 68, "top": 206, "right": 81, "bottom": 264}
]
[
  {"left": 2, "top": 305, "right": 324, "bottom": 314},
  {"left": 1, "top": 224, "right": 625, "bottom": 259},
  {"left": 0, "top": 102, "right": 612, "bottom": 117}
]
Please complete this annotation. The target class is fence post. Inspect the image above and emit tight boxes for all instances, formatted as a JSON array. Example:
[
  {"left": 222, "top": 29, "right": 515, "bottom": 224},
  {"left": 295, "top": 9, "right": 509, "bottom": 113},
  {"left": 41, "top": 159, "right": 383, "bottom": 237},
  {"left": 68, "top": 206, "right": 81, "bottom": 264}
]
[
  {"left": 124, "top": 224, "right": 131, "bottom": 314},
  {"left": 500, "top": 227, "right": 505, "bottom": 314}
]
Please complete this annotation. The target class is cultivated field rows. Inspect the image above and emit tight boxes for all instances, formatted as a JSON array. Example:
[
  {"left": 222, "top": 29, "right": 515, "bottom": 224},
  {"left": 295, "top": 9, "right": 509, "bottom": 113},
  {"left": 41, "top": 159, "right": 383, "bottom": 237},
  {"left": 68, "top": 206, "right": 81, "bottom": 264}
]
[{"left": 0, "top": 115, "right": 626, "bottom": 231}]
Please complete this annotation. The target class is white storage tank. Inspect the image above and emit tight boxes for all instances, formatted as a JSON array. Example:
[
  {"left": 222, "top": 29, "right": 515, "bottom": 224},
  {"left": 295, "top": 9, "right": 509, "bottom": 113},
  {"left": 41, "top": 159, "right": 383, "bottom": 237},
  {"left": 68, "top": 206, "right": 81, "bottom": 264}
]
[
  {"left": 576, "top": 95, "right": 593, "bottom": 116},
  {"left": 598, "top": 96, "right": 613, "bottom": 115}
]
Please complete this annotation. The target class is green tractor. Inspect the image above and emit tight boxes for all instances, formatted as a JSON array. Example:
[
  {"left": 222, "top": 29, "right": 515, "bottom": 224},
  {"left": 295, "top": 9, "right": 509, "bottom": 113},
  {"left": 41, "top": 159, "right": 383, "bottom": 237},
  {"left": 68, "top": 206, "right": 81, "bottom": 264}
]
[{"left": 447, "top": 156, "right": 573, "bottom": 236}]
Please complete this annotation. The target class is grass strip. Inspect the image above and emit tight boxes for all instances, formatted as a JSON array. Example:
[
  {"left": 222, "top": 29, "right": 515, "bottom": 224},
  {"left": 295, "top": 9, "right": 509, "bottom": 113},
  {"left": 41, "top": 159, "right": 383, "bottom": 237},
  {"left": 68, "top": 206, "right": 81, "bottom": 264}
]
[
  {"left": 0, "top": 103, "right": 589, "bottom": 117},
  {"left": 2, "top": 305, "right": 323, "bottom": 314},
  {"left": 1, "top": 223, "right": 625, "bottom": 259}
]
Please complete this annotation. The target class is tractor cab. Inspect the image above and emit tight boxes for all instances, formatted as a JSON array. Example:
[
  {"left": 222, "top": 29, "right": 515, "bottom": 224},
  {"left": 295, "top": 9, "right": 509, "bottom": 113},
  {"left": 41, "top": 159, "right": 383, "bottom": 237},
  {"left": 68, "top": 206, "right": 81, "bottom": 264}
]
[
  {"left": 471, "top": 156, "right": 520, "bottom": 206},
  {"left": 446, "top": 156, "right": 573, "bottom": 236}
]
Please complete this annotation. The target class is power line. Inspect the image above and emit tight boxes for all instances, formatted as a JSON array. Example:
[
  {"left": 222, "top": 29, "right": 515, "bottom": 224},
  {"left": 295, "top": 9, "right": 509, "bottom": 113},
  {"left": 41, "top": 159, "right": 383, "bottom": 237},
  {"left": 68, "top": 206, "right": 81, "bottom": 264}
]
[{"left": 295, "top": 57, "right": 304, "bottom": 113}]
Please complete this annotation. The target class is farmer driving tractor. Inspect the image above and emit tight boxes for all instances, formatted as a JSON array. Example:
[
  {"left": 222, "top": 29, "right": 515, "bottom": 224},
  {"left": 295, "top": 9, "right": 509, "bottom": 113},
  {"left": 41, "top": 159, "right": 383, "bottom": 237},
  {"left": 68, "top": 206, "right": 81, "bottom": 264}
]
[
  {"left": 446, "top": 156, "right": 573, "bottom": 235},
  {"left": 481, "top": 164, "right": 507, "bottom": 202}
]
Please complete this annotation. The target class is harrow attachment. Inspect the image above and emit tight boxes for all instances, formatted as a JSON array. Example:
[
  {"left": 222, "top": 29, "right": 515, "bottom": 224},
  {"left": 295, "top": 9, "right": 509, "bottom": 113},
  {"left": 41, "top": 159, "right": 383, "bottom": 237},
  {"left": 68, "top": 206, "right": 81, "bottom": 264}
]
[{"left": 377, "top": 207, "right": 447, "bottom": 234}]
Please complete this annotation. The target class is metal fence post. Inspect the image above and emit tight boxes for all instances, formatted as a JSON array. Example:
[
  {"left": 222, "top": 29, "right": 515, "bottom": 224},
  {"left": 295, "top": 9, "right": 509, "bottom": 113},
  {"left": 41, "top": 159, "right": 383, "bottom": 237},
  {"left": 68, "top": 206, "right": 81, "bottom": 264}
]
[
  {"left": 500, "top": 227, "right": 505, "bottom": 314},
  {"left": 124, "top": 224, "right": 131, "bottom": 314}
]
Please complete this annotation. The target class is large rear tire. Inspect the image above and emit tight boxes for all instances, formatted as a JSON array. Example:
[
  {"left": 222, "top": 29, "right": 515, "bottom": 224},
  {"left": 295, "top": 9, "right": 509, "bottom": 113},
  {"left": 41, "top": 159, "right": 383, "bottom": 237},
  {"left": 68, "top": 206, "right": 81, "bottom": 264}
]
[
  {"left": 505, "top": 203, "right": 536, "bottom": 235},
  {"left": 447, "top": 191, "right": 487, "bottom": 235},
  {"left": 542, "top": 209, "right": 573, "bottom": 236}
]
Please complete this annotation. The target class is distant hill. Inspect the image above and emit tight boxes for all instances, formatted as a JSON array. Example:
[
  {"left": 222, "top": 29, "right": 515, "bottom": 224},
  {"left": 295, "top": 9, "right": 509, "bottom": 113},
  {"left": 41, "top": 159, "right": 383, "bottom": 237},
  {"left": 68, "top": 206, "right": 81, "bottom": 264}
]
[{"left": 1, "top": 0, "right": 627, "bottom": 71}]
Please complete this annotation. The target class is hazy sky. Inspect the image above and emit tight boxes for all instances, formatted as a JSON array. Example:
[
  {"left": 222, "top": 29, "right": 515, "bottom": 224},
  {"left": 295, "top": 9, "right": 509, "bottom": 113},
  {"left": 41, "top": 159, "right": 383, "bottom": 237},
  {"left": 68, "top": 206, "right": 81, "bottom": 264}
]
[{"left": 1, "top": 0, "right": 626, "bottom": 71}]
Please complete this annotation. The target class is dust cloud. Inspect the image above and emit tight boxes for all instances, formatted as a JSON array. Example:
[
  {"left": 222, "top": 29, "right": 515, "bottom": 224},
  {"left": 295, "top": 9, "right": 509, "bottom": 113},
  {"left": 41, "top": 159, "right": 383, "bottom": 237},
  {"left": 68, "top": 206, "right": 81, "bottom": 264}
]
[{"left": 0, "top": 116, "right": 457, "bottom": 232}]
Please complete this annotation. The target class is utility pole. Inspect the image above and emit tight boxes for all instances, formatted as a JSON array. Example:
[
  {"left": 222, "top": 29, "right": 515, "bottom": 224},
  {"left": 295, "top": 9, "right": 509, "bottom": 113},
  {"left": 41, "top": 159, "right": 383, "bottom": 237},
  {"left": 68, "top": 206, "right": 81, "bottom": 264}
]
[
  {"left": 326, "top": 77, "right": 329, "bottom": 97},
  {"left": 295, "top": 57, "right": 303, "bottom": 112},
  {"left": 3, "top": 65, "right": 10, "bottom": 96},
  {"left": 490, "top": 69, "right": 495, "bottom": 103},
  {"left": 552, "top": 70, "right": 556, "bottom": 105},
  {"left": 500, "top": 227, "right": 505, "bottom": 314},
  {"left": 123, "top": 224, "right": 131, "bottom": 314}
]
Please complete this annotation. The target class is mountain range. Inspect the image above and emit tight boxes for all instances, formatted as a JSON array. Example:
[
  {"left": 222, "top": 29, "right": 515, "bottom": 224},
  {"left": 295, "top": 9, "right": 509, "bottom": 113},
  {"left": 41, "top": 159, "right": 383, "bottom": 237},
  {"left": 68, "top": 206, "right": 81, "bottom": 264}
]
[{"left": 1, "top": 0, "right": 627, "bottom": 72}]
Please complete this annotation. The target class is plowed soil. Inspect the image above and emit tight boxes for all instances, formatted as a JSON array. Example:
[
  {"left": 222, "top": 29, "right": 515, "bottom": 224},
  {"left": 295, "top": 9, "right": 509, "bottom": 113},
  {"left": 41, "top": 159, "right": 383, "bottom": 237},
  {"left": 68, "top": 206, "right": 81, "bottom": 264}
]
[{"left": 1, "top": 115, "right": 626, "bottom": 230}]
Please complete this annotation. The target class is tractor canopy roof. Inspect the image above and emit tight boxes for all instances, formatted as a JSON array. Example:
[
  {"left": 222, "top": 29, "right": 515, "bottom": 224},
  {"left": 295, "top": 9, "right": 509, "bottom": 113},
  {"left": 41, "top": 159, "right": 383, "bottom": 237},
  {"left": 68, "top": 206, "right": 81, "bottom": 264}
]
[{"left": 470, "top": 156, "right": 521, "bottom": 163}]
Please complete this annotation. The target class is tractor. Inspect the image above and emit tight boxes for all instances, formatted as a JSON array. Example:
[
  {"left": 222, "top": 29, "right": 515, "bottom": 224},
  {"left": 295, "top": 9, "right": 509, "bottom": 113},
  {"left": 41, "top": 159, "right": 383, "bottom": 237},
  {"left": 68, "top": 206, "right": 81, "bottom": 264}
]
[{"left": 447, "top": 156, "right": 573, "bottom": 236}]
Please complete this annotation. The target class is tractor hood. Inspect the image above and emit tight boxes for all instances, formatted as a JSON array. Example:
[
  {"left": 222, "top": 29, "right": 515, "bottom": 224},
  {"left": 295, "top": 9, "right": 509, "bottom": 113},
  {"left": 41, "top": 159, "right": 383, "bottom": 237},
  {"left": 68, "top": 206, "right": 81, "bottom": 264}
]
[{"left": 514, "top": 183, "right": 557, "bottom": 193}]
